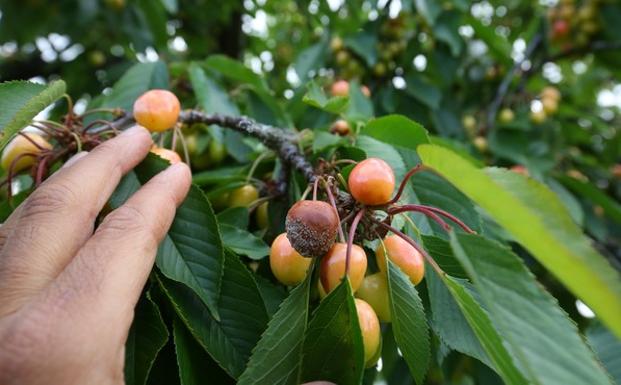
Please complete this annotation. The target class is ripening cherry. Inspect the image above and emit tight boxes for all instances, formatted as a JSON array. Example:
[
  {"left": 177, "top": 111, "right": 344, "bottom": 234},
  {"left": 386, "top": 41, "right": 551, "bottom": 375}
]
[
  {"left": 228, "top": 184, "right": 259, "bottom": 207},
  {"left": 376, "top": 234, "right": 425, "bottom": 286},
  {"left": 270, "top": 233, "right": 311, "bottom": 286},
  {"left": 1, "top": 133, "right": 52, "bottom": 172},
  {"left": 330, "top": 119, "right": 351, "bottom": 136},
  {"left": 541, "top": 86, "right": 561, "bottom": 102},
  {"left": 331, "top": 80, "right": 350, "bottom": 97},
  {"left": 552, "top": 20, "right": 570, "bottom": 40},
  {"left": 348, "top": 158, "right": 395, "bottom": 205},
  {"left": 285, "top": 200, "right": 339, "bottom": 258},
  {"left": 356, "top": 273, "right": 391, "bottom": 322},
  {"left": 354, "top": 299, "right": 382, "bottom": 367},
  {"left": 499, "top": 108, "right": 515, "bottom": 123},
  {"left": 320, "top": 243, "right": 367, "bottom": 294},
  {"left": 133, "top": 89, "right": 181, "bottom": 133},
  {"left": 541, "top": 97, "right": 559, "bottom": 115},
  {"left": 151, "top": 147, "right": 182, "bottom": 164},
  {"left": 530, "top": 109, "right": 547, "bottom": 124},
  {"left": 255, "top": 201, "right": 269, "bottom": 229},
  {"left": 510, "top": 165, "right": 529, "bottom": 176}
]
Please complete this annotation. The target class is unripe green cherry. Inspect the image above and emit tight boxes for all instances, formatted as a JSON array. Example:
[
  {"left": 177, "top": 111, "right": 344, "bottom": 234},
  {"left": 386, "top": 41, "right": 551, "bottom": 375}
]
[
  {"left": 356, "top": 273, "right": 391, "bottom": 322},
  {"left": 228, "top": 184, "right": 259, "bottom": 207}
]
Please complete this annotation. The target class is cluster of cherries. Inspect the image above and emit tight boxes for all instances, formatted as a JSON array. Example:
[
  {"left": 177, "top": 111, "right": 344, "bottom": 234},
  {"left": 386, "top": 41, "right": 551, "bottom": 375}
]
[{"left": 269, "top": 158, "right": 473, "bottom": 367}]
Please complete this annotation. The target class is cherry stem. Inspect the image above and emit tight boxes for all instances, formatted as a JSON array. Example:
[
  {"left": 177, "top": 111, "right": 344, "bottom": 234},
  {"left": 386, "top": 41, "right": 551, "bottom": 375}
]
[
  {"left": 17, "top": 132, "right": 47, "bottom": 151},
  {"left": 320, "top": 176, "right": 346, "bottom": 243},
  {"left": 35, "top": 156, "right": 50, "bottom": 186},
  {"left": 312, "top": 177, "right": 319, "bottom": 201},
  {"left": 390, "top": 204, "right": 475, "bottom": 234},
  {"left": 346, "top": 209, "right": 365, "bottom": 277},
  {"left": 246, "top": 151, "right": 271, "bottom": 183},
  {"left": 171, "top": 127, "right": 178, "bottom": 151},
  {"left": 82, "top": 119, "right": 118, "bottom": 134},
  {"left": 176, "top": 126, "right": 191, "bottom": 168},
  {"left": 387, "top": 164, "right": 426, "bottom": 204},
  {"left": 389, "top": 205, "right": 451, "bottom": 232},
  {"left": 373, "top": 218, "right": 444, "bottom": 276}
]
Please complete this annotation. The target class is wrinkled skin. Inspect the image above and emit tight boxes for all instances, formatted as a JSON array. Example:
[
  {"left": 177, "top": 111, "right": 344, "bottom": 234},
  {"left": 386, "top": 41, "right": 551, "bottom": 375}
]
[{"left": 0, "top": 126, "right": 191, "bottom": 385}]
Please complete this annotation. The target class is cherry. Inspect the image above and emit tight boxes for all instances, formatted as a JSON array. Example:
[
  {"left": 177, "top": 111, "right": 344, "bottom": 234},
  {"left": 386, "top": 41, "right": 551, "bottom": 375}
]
[
  {"left": 255, "top": 201, "right": 269, "bottom": 229},
  {"left": 330, "top": 119, "right": 351, "bottom": 136},
  {"left": 331, "top": 80, "right": 349, "bottom": 97},
  {"left": 541, "top": 86, "right": 561, "bottom": 102},
  {"left": 612, "top": 164, "right": 621, "bottom": 179},
  {"left": 510, "top": 165, "right": 529, "bottom": 176},
  {"left": 285, "top": 200, "right": 339, "bottom": 258},
  {"left": 530, "top": 109, "right": 547, "bottom": 124},
  {"left": 151, "top": 147, "right": 182, "bottom": 164},
  {"left": 552, "top": 20, "right": 570, "bottom": 40},
  {"left": 356, "top": 273, "right": 391, "bottom": 322},
  {"left": 1, "top": 133, "right": 52, "bottom": 172},
  {"left": 228, "top": 184, "right": 259, "bottom": 207},
  {"left": 133, "top": 89, "right": 181, "bottom": 133},
  {"left": 499, "top": 108, "right": 515, "bottom": 123},
  {"left": 541, "top": 97, "right": 559, "bottom": 115},
  {"left": 473, "top": 136, "right": 488, "bottom": 153},
  {"left": 354, "top": 298, "right": 381, "bottom": 367},
  {"left": 348, "top": 158, "right": 395, "bottom": 205},
  {"left": 462, "top": 115, "right": 477, "bottom": 135},
  {"left": 376, "top": 234, "right": 425, "bottom": 286},
  {"left": 319, "top": 243, "right": 367, "bottom": 294},
  {"left": 270, "top": 233, "right": 311, "bottom": 286}
]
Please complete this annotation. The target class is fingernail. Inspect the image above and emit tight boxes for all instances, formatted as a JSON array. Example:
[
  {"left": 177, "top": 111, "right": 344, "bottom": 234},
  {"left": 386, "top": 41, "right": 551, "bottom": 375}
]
[
  {"left": 120, "top": 125, "right": 149, "bottom": 137},
  {"left": 62, "top": 151, "right": 88, "bottom": 169}
]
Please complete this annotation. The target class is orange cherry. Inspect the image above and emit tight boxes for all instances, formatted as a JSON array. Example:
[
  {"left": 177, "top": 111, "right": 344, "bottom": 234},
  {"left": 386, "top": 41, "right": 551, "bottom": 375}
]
[
  {"left": 348, "top": 158, "right": 395, "bottom": 205},
  {"left": 330, "top": 80, "right": 349, "bottom": 97},
  {"left": 270, "top": 233, "right": 311, "bottom": 286},
  {"left": 320, "top": 243, "right": 367, "bottom": 294},
  {"left": 150, "top": 147, "right": 182, "bottom": 164},
  {"left": 133, "top": 89, "right": 181, "bottom": 133},
  {"left": 376, "top": 234, "right": 425, "bottom": 285}
]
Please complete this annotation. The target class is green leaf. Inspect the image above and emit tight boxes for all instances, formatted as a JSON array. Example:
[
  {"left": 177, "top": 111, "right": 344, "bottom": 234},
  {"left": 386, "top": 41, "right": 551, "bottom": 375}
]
[
  {"left": 468, "top": 16, "right": 512, "bottom": 66},
  {"left": 173, "top": 318, "right": 235, "bottom": 385},
  {"left": 361, "top": 115, "right": 430, "bottom": 150},
  {"left": 442, "top": 276, "right": 528, "bottom": 385},
  {"left": 294, "top": 40, "right": 328, "bottom": 83},
  {"left": 0, "top": 80, "right": 66, "bottom": 150},
  {"left": 109, "top": 154, "right": 224, "bottom": 321},
  {"left": 345, "top": 81, "right": 374, "bottom": 121},
  {"left": 418, "top": 144, "right": 621, "bottom": 339},
  {"left": 97, "top": 62, "right": 169, "bottom": 112},
  {"left": 217, "top": 206, "right": 249, "bottom": 229},
  {"left": 344, "top": 32, "right": 378, "bottom": 66},
  {"left": 404, "top": 75, "right": 442, "bottom": 110},
  {"left": 301, "top": 280, "right": 364, "bottom": 385},
  {"left": 433, "top": 11, "right": 463, "bottom": 56},
  {"left": 158, "top": 250, "right": 268, "bottom": 379},
  {"left": 415, "top": 0, "right": 441, "bottom": 25},
  {"left": 238, "top": 275, "right": 312, "bottom": 385},
  {"left": 303, "top": 80, "right": 349, "bottom": 114},
  {"left": 586, "top": 323, "right": 621, "bottom": 384},
  {"left": 125, "top": 294, "right": 169, "bottom": 385},
  {"left": 189, "top": 62, "right": 240, "bottom": 116},
  {"left": 449, "top": 233, "right": 614, "bottom": 385},
  {"left": 386, "top": 260, "right": 430, "bottom": 385},
  {"left": 220, "top": 224, "right": 270, "bottom": 260}
]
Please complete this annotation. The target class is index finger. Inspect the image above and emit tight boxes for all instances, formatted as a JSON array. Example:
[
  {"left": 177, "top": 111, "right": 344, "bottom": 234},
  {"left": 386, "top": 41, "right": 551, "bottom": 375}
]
[{"left": 0, "top": 126, "right": 153, "bottom": 315}]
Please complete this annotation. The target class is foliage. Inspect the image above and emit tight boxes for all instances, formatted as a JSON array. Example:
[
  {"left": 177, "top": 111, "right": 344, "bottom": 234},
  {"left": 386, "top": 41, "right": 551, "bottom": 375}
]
[{"left": 1, "top": 1, "right": 621, "bottom": 384}]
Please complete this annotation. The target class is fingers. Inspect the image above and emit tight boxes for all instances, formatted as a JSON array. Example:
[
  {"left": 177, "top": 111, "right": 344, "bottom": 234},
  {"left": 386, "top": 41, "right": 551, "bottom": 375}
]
[
  {"left": 46, "top": 162, "right": 191, "bottom": 329},
  {"left": 0, "top": 127, "right": 153, "bottom": 316}
]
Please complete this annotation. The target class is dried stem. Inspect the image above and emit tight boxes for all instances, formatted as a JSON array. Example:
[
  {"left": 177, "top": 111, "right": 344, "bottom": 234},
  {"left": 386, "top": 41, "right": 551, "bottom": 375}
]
[{"left": 321, "top": 177, "right": 346, "bottom": 243}]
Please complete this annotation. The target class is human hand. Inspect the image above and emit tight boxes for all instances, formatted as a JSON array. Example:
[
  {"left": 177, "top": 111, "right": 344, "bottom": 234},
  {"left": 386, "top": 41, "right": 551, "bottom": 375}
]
[{"left": 0, "top": 126, "right": 191, "bottom": 385}]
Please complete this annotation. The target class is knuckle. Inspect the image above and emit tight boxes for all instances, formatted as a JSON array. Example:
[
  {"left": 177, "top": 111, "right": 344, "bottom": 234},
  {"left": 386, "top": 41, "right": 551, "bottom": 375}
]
[
  {"left": 100, "top": 205, "right": 158, "bottom": 248},
  {"left": 21, "top": 181, "right": 78, "bottom": 218}
]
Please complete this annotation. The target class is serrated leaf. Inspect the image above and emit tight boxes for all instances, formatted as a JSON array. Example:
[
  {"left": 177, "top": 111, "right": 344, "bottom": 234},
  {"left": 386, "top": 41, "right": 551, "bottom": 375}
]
[
  {"left": 587, "top": 323, "right": 621, "bottom": 384},
  {"left": 294, "top": 40, "right": 328, "bottom": 83},
  {"left": 125, "top": 294, "right": 169, "bottom": 385},
  {"left": 360, "top": 115, "right": 430, "bottom": 150},
  {"left": 217, "top": 206, "right": 249, "bottom": 229},
  {"left": 450, "top": 233, "right": 614, "bottom": 385},
  {"left": 301, "top": 280, "right": 364, "bottom": 385},
  {"left": 109, "top": 154, "right": 224, "bottom": 320},
  {"left": 157, "top": 250, "right": 268, "bottom": 379},
  {"left": 345, "top": 81, "right": 373, "bottom": 121},
  {"left": 344, "top": 32, "right": 378, "bottom": 66},
  {"left": 303, "top": 80, "right": 349, "bottom": 114},
  {"left": 0, "top": 80, "right": 66, "bottom": 150},
  {"left": 189, "top": 62, "right": 240, "bottom": 116},
  {"left": 442, "top": 275, "right": 528, "bottom": 385},
  {"left": 238, "top": 275, "right": 312, "bottom": 385},
  {"left": 173, "top": 318, "right": 235, "bottom": 385},
  {"left": 418, "top": 144, "right": 621, "bottom": 339},
  {"left": 386, "top": 259, "right": 430, "bottom": 385},
  {"left": 220, "top": 224, "right": 270, "bottom": 260}
]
